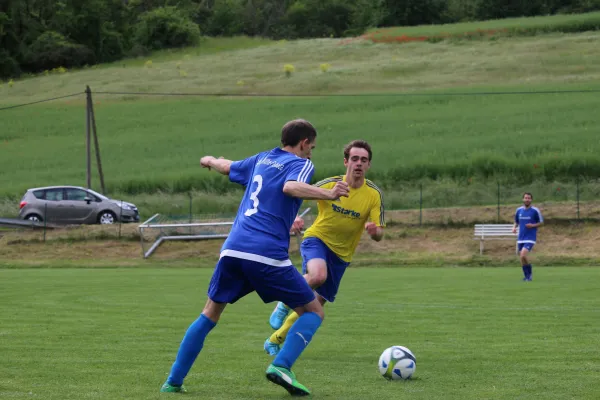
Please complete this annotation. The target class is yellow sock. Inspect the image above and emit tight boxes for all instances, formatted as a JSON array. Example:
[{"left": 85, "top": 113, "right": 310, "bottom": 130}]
[{"left": 269, "top": 311, "right": 299, "bottom": 345}]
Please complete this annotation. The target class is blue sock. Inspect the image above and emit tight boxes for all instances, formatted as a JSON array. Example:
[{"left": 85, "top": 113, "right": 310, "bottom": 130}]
[
  {"left": 526, "top": 264, "right": 533, "bottom": 279},
  {"left": 522, "top": 265, "right": 528, "bottom": 278},
  {"left": 273, "top": 312, "right": 322, "bottom": 370},
  {"left": 167, "top": 314, "right": 216, "bottom": 386}
]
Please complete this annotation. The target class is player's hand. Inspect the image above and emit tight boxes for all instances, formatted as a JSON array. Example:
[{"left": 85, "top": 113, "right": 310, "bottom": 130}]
[
  {"left": 365, "top": 222, "right": 380, "bottom": 236},
  {"left": 328, "top": 181, "right": 349, "bottom": 200},
  {"left": 525, "top": 223, "right": 534, "bottom": 228},
  {"left": 512, "top": 227, "right": 517, "bottom": 234},
  {"left": 290, "top": 217, "right": 304, "bottom": 235},
  {"left": 200, "top": 156, "right": 215, "bottom": 169}
]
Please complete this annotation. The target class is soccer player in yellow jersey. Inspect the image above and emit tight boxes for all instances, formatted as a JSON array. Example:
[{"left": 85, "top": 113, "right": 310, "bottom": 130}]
[{"left": 264, "top": 139, "right": 385, "bottom": 355}]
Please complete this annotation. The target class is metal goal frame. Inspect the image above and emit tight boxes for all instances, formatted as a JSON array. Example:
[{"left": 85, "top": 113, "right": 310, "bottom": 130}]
[
  {"left": 138, "top": 213, "right": 233, "bottom": 258},
  {"left": 138, "top": 208, "right": 310, "bottom": 259}
]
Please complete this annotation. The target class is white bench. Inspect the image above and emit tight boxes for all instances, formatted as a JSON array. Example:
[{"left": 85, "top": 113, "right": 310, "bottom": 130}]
[{"left": 474, "top": 224, "right": 518, "bottom": 255}]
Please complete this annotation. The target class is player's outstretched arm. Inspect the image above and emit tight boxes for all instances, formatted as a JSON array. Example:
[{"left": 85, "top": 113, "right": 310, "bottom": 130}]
[
  {"left": 283, "top": 180, "right": 349, "bottom": 200},
  {"left": 200, "top": 156, "right": 232, "bottom": 176}
]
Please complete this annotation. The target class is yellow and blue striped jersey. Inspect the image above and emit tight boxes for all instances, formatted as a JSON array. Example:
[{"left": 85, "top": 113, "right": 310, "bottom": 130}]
[{"left": 303, "top": 175, "right": 385, "bottom": 262}]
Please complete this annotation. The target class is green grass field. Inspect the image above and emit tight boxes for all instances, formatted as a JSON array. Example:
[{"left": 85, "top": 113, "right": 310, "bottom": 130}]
[
  {"left": 1, "top": 267, "right": 599, "bottom": 399},
  {"left": 2, "top": 13, "right": 600, "bottom": 400},
  {"left": 367, "top": 11, "right": 600, "bottom": 40},
  {"left": 2, "top": 16, "right": 600, "bottom": 215},
  {"left": 1, "top": 90, "right": 599, "bottom": 206}
]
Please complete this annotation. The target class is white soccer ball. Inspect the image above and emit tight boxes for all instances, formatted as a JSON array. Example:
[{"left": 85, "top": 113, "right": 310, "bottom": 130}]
[{"left": 378, "top": 345, "right": 416, "bottom": 380}]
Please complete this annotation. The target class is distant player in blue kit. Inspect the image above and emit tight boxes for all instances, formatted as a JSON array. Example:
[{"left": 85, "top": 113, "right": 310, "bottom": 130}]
[
  {"left": 160, "top": 119, "right": 349, "bottom": 396},
  {"left": 513, "top": 192, "right": 543, "bottom": 281}
]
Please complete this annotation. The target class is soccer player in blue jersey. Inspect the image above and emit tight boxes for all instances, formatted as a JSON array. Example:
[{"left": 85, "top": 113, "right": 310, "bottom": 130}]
[
  {"left": 160, "top": 119, "right": 349, "bottom": 396},
  {"left": 512, "top": 192, "right": 543, "bottom": 281}
]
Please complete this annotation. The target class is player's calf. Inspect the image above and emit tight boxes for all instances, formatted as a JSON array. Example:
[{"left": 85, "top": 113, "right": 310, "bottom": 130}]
[{"left": 518, "top": 245, "right": 534, "bottom": 281}]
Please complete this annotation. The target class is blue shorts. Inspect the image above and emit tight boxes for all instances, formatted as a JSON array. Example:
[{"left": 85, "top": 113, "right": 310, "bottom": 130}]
[
  {"left": 518, "top": 242, "right": 535, "bottom": 252},
  {"left": 301, "top": 237, "right": 350, "bottom": 303},
  {"left": 207, "top": 253, "right": 315, "bottom": 309}
]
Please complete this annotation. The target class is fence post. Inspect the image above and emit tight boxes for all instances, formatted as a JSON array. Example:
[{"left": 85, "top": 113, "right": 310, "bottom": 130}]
[
  {"left": 43, "top": 203, "right": 47, "bottom": 242},
  {"left": 419, "top": 183, "right": 423, "bottom": 226},
  {"left": 119, "top": 204, "right": 123, "bottom": 239},
  {"left": 189, "top": 192, "right": 193, "bottom": 234},
  {"left": 497, "top": 181, "right": 500, "bottom": 223},
  {"left": 576, "top": 178, "right": 580, "bottom": 221}
]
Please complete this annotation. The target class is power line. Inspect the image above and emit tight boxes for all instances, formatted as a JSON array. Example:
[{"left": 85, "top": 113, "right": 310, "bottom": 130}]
[
  {"left": 0, "top": 92, "right": 84, "bottom": 111},
  {"left": 0, "top": 88, "right": 598, "bottom": 112},
  {"left": 93, "top": 89, "right": 600, "bottom": 97}
]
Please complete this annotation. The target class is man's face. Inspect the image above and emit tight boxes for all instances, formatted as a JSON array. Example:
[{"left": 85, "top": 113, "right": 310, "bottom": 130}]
[
  {"left": 299, "top": 138, "right": 316, "bottom": 159},
  {"left": 523, "top": 194, "right": 532, "bottom": 207},
  {"left": 344, "top": 147, "right": 371, "bottom": 178}
]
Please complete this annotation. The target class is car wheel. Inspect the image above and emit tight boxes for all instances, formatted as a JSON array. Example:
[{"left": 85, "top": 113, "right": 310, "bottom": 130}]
[
  {"left": 26, "top": 214, "right": 43, "bottom": 222},
  {"left": 98, "top": 211, "right": 116, "bottom": 225}
]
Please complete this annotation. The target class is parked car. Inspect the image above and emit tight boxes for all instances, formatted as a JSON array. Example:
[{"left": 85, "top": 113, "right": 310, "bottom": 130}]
[{"left": 18, "top": 186, "right": 140, "bottom": 225}]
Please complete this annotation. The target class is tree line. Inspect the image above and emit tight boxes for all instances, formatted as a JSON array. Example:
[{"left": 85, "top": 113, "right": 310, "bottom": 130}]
[{"left": 1, "top": 0, "right": 598, "bottom": 78}]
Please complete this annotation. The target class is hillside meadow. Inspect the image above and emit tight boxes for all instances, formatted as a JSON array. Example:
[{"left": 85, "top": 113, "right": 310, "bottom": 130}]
[{"left": 2, "top": 16, "right": 600, "bottom": 216}]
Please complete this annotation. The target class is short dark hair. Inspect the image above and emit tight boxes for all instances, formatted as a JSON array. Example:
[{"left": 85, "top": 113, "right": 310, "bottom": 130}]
[
  {"left": 344, "top": 140, "right": 372, "bottom": 161},
  {"left": 523, "top": 192, "right": 533, "bottom": 199},
  {"left": 281, "top": 119, "right": 317, "bottom": 147}
]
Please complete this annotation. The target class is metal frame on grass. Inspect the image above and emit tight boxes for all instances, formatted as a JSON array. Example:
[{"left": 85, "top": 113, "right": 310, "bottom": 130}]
[
  {"left": 137, "top": 207, "right": 311, "bottom": 259},
  {"left": 138, "top": 213, "right": 233, "bottom": 258}
]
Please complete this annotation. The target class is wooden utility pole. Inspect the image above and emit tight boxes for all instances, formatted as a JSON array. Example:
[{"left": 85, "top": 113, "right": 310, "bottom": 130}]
[
  {"left": 85, "top": 86, "right": 92, "bottom": 189},
  {"left": 88, "top": 86, "right": 106, "bottom": 195}
]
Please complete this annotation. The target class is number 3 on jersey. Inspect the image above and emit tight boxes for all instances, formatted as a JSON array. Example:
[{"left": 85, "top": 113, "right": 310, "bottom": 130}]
[{"left": 244, "top": 175, "right": 263, "bottom": 217}]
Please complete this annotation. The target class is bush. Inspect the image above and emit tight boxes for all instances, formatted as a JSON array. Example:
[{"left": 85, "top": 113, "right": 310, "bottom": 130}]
[
  {"left": 98, "top": 29, "right": 125, "bottom": 62},
  {"left": 133, "top": 7, "right": 200, "bottom": 51},
  {"left": 0, "top": 49, "right": 21, "bottom": 79},
  {"left": 442, "top": 0, "right": 480, "bottom": 22},
  {"left": 128, "top": 43, "right": 150, "bottom": 58},
  {"left": 380, "top": 0, "right": 447, "bottom": 26},
  {"left": 348, "top": 0, "right": 387, "bottom": 34},
  {"left": 281, "top": 0, "right": 354, "bottom": 38},
  {"left": 566, "top": 0, "right": 600, "bottom": 13},
  {"left": 204, "top": 0, "right": 244, "bottom": 36},
  {"left": 23, "top": 31, "right": 95, "bottom": 72}
]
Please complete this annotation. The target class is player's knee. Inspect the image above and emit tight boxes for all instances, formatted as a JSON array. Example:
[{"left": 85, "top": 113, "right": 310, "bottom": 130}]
[
  {"left": 306, "top": 260, "right": 327, "bottom": 288},
  {"left": 308, "top": 271, "right": 327, "bottom": 288}
]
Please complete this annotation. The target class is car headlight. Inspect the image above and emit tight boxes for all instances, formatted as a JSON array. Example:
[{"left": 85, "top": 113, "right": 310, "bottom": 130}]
[{"left": 121, "top": 203, "right": 134, "bottom": 211}]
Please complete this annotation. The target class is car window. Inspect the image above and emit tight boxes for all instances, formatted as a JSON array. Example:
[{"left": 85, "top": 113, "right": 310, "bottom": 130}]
[
  {"left": 65, "top": 188, "right": 89, "bottom": 201},
  {"left": 33, "top": 190, "right": 45, "bottom": 199},
  {"left": 87, "top": 189, "right": 108, "bottom": 201},
  {"left": 46, "top": 189, "right": 64, "bottom": 201},
  {"left": 89, "top": 193, "right": 102, "bottom": 202}
]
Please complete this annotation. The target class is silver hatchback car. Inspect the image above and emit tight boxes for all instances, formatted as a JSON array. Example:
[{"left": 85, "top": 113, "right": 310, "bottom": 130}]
[{"left": 18, "top": 186, "right": 140, "bottom": 225}]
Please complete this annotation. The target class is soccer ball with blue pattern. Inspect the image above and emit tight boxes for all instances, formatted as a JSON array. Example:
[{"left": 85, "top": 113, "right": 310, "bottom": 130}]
[{"left": 378, "top": 346, "right": 416, "bottom": 380}]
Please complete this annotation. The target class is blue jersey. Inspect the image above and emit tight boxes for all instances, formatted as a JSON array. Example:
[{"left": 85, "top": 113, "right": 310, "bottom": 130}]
[
  {"left": 515, "top": 206, "right": 543, "bottom": 243},
  {"left": 221, "top": 147, "right": 315, "bottom": 261}
]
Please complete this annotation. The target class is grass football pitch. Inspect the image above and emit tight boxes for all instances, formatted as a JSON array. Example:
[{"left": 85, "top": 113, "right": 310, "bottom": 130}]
[{"left": 1, "top": 267, "right": 599, "bottom": 399}]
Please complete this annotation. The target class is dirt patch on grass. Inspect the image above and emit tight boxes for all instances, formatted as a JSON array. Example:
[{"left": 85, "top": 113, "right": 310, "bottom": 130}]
[
  {"left": 386, "top": 201, "right": 600, "bottom": 226},
  {"left": 1, "top": 220, "right": 598, "bottom": 267}
]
